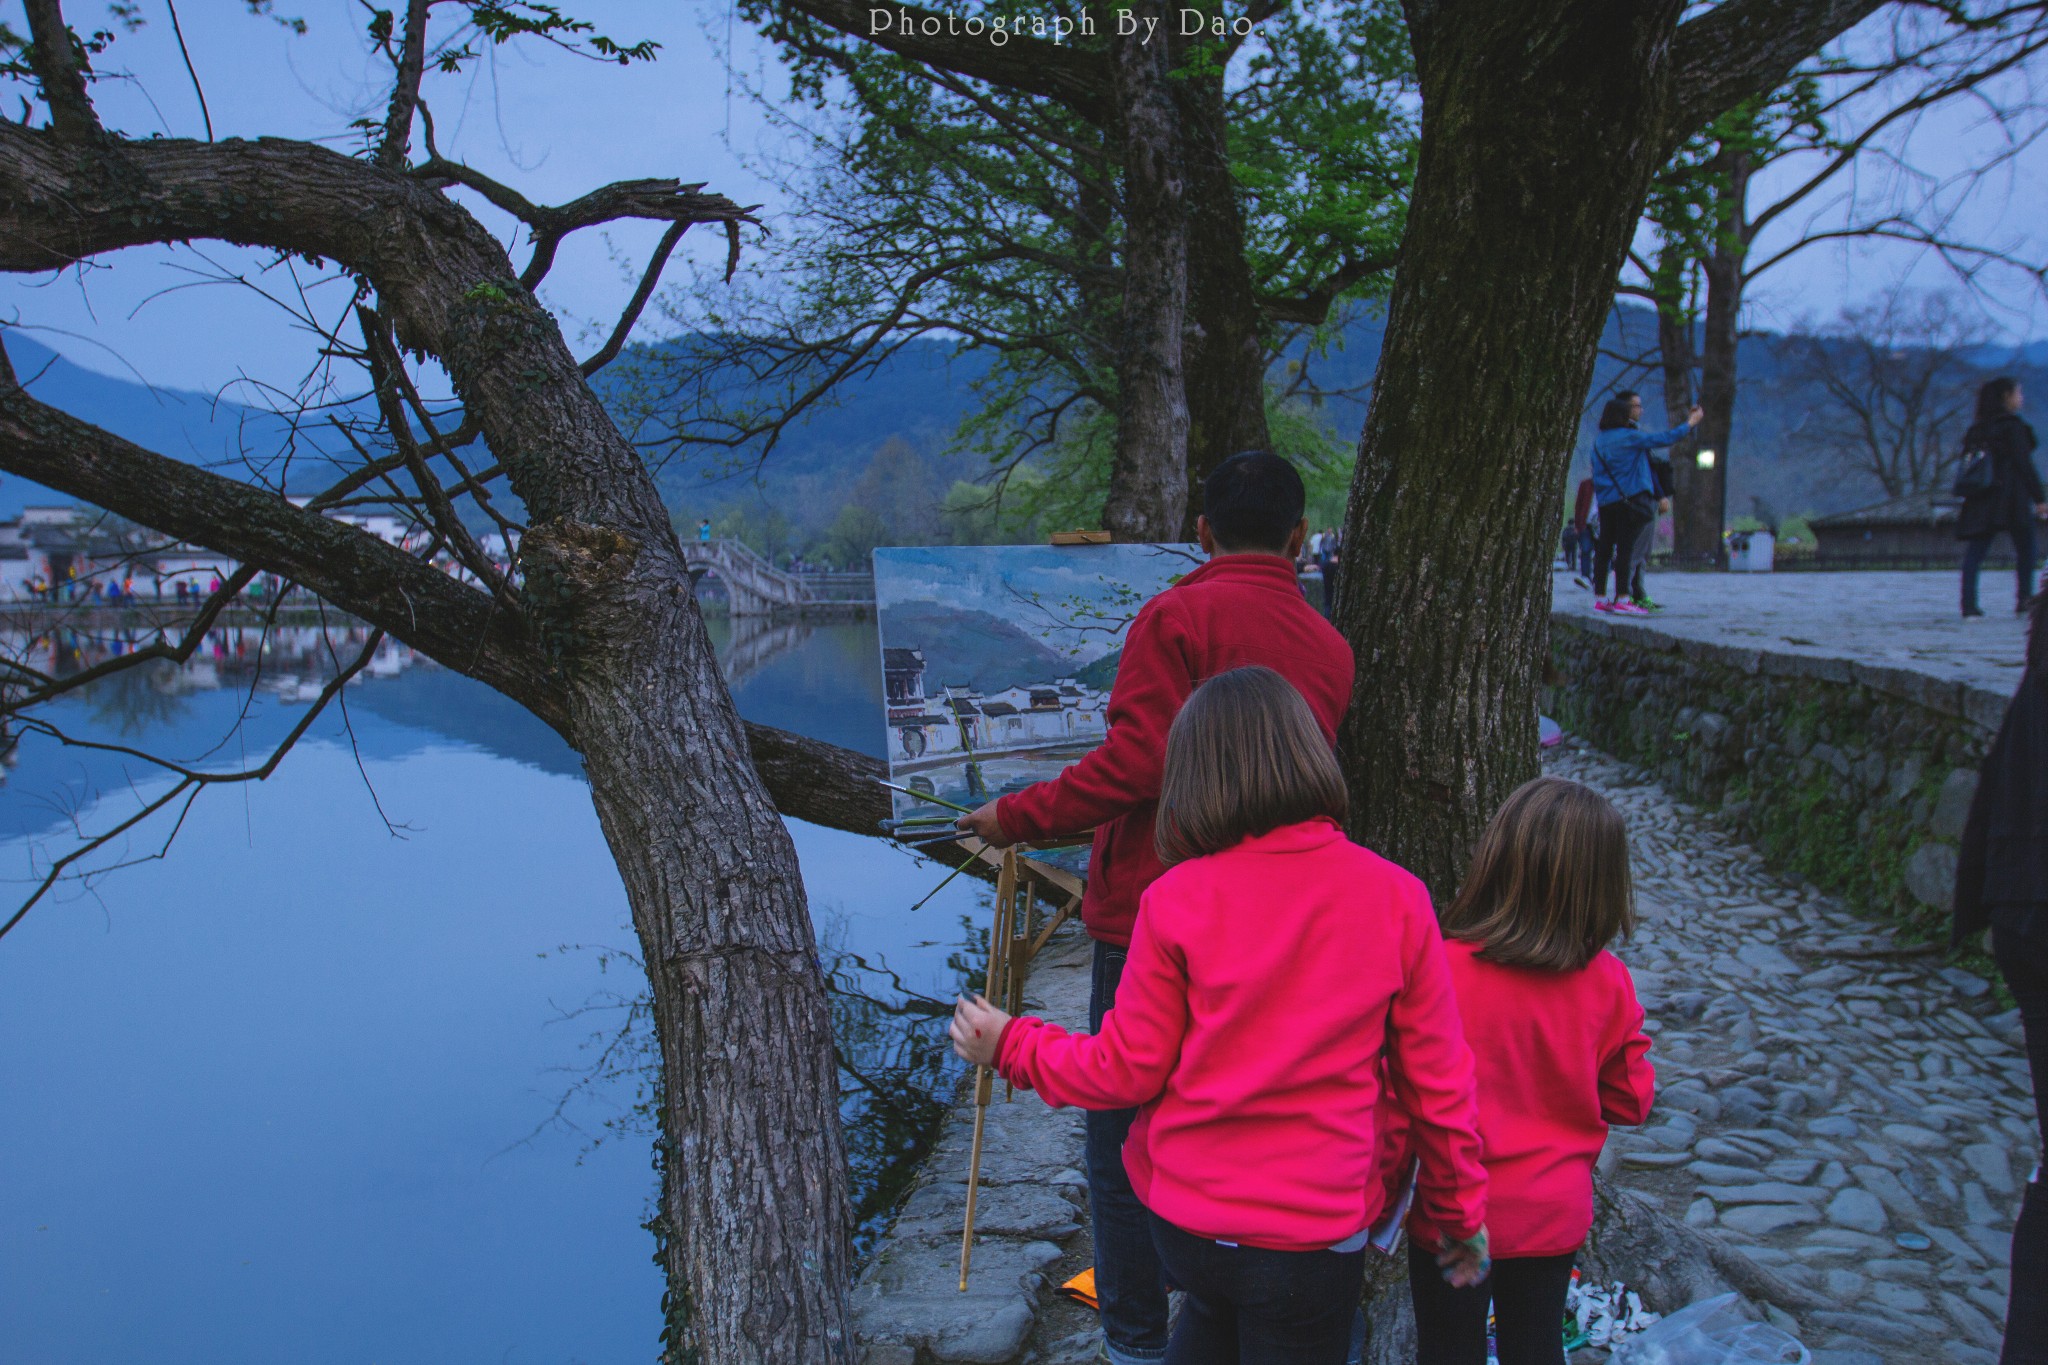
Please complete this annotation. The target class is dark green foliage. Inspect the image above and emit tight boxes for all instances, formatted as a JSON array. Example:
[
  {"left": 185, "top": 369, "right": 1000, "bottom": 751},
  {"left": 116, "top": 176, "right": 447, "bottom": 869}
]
[{"left": 647, "top": 1, "right": 1417, "bottom": 525}]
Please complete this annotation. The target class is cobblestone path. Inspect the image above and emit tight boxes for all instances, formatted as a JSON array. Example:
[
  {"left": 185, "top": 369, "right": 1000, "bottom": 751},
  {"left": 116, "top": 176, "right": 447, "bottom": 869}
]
[{"left": 1548, "top": 740, "right": 2034, "bottom": 1365}]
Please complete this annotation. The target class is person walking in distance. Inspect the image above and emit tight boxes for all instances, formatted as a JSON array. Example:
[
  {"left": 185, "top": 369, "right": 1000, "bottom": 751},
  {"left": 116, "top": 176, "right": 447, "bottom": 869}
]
[
  {"left": 1589, "top": 392, "right": 1699, "bottom": 617},
  {"left": 952, "top": 668, "right": 1489, "bottom": 1365},
  {"left": 1957, "top": 377, "right": 2046, "bottom": 618},
  {"left": 1571, "top": 477, "right": 1598, "bottom": 589},
  {"left": 956, "top": 452, "right": 1355, "bottom": 1365},
  {"left": 1954, "top": 594, "right": 2048, "bottom": 1364}
]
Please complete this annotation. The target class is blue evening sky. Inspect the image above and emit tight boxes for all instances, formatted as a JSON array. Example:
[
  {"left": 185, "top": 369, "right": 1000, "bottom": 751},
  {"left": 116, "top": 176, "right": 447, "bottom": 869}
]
[{"left": 1, "top": 1, "right": 2044, "bottom": 399}]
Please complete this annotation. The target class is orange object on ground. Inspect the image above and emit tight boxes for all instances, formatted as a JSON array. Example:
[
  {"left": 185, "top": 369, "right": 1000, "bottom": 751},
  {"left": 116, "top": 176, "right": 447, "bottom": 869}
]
[{"left": 1057, "top": 1267, "right": 1099, "bottom": 1311}]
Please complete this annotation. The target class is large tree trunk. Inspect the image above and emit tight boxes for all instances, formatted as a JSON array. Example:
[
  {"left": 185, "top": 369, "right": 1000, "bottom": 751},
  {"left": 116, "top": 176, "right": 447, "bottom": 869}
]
[
  {"left": 1101, "top": 3, "right": 1192, "bottom": 542},
  {"left": 1331, "top": 3, "right": 1688, "bottom": 897},
  {"left": 1691, "top": 147, "right": 1751, "bottom": 548},
  {"left": 1178, "top": 70, "right": 1273, "bottom": 535},
  {"left": 1652, "top": 250, "right": 1713, "bottom": 564},
  {"left": 0, "top": 122, "right": 854, "bottom": 1363},
  {"left": 1331, "top": 0, "right": 1884, "bottom": 894},
  {"left": 546, "top": 554, "right": 853, "bottom": 1362}
]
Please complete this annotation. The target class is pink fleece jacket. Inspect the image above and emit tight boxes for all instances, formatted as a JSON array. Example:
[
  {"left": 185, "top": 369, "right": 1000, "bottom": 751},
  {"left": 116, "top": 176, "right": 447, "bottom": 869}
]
[{"left": 993, "top": 818, "right": 1488, "bottom": 1252}]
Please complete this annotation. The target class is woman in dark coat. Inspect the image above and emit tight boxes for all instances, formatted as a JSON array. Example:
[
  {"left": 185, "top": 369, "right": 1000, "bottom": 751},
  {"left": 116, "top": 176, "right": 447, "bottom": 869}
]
[
  {"left": 1955, "top": 593, "right": 2048, "bottom": 1363},
  {"left": 1958, "top": 376, "right": 2046, "bottom": 617}
]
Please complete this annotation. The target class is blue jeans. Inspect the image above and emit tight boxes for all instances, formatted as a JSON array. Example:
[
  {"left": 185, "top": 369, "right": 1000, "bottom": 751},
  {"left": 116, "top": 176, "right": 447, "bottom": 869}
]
[
  {"left": 1089, "top": 941, "right": 1170, "bottom": 1363},
  {"left": 1962, "top": 523, "right": 2038, "bottom": 613},
  {"left": 1149, "top": 1214, "right": 1365, "bottom": 1365}
]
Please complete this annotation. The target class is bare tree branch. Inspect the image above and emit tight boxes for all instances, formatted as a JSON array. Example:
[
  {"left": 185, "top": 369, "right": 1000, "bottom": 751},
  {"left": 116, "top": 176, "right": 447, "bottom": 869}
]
[
  {"left": 20, "top": 0, "right": 99, "bottom": 142},
  {"left": 0, "top": 625, "right": 388, "bottom": 942},
  {"left": 1669, "top": 0, "right": 1890, "bottom": 141},
  {"left": 376, "top": 0, "right": 433, "bottom": 170},
  {"left": 0, "top": 334, "right": 567, "bottom": 730},
  {"left": 581, "top": 220, "right": 690, "bottom": 376}
]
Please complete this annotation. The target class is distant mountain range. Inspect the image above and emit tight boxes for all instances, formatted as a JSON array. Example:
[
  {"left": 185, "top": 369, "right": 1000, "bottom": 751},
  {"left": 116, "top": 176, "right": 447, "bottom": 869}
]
[
  {"left": 880, "top": 600, "right": 1073, "bottom": 695},
  {"left": 10, "top": 307, "right": 2048, "bottom": 533}
]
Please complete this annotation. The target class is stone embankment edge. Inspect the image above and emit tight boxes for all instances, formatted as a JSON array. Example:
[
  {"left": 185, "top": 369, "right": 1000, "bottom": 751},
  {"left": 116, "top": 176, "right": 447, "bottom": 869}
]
[
  {"left": 852, "top": 926, "right": 1094, "bottom": 1365},
  {"left": 1549, "top": 611, "right": 2004, "bottom": 956}
]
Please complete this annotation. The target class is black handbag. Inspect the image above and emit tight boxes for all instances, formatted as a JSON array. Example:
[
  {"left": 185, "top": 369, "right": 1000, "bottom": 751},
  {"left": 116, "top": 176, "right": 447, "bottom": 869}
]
[
  {"left": 1649, "top": 456, "right": 1676, "bottom": 499},
  {"left": 1954, "top": 448, "right": 1996, "bottom": 498}
]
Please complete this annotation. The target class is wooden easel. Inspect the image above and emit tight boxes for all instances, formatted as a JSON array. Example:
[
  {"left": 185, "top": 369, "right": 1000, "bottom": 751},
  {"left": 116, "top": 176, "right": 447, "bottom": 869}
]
[
  {"left": 957, "top": 843, "right": 1085, "bottom": 1291},
  {"left": 959, "top": 526, "right": 1100, "bottom": 1290}
]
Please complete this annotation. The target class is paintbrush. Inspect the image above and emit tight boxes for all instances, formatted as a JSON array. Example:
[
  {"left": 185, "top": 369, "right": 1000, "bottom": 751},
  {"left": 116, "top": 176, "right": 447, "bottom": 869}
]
[
  {"left": 875, "top": 779, "right": 975, "bottom": 814},
  {"left": 880, "top": 816, "right": 959, "bottom": 833},
  {"left": 911, "top": 846, "right": 983, "bottom": 911}
]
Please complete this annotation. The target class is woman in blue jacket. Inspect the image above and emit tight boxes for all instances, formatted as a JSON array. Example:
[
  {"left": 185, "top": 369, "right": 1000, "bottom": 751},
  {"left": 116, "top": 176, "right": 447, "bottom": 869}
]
[{"left": 1590, "top": 392, "right": 1700, "bottom": 615}]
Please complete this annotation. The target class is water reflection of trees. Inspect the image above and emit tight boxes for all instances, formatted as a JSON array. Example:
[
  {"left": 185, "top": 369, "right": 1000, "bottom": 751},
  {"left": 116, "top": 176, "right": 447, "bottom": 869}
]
[
  {"left": 827, "top": 940, "right": 962, "bottom": 1250},
  {"left": 536, "top": 910, "right": 976, "bottom": 1255}
]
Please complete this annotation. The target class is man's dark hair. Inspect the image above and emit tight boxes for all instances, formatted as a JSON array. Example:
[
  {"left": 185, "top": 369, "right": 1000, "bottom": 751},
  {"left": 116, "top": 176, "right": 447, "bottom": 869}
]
[{"left": 1202, "top": 450, "right": 1305, "bottom": 552}]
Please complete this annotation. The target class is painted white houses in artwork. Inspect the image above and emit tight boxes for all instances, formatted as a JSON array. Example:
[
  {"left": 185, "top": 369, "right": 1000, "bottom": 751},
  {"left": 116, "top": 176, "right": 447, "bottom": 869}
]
[{"left": 881, "top": 646, "right": 1107, "bottom": 768}]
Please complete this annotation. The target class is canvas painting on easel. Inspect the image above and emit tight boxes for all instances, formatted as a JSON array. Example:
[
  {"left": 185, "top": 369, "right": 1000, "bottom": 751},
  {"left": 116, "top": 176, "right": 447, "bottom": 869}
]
[{"left": 873, "top": 544, "right": 1198, "bottom": 868}]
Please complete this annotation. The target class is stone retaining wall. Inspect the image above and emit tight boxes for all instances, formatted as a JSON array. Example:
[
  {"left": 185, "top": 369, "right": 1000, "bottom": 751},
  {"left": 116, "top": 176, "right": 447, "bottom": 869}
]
[
  {"left": 853, "top": 925, "right": 1093, "bottom": 1364},
  {"left": 1548, "top": 613, "right": 2011, "bottom": 945}
]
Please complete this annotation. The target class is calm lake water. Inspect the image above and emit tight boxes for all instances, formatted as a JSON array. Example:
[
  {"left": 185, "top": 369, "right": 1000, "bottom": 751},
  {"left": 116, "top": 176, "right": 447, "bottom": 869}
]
[{"left": 1, "top": 615, "right": 982, "bottom": 1365}]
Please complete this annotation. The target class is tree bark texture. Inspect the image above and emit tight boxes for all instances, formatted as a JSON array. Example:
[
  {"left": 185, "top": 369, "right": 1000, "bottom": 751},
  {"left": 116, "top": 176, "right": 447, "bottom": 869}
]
[
  {"left": 1652, "top": 267, "right": 1713, "bottom": 563},
  {"left": 1665, "top": 148, "right": 1750, "bottom": 563},
  {"left": 1176, "top": 70, "right": 1273, "bottom": 534},
  {"left": 1332, "top": 3, "right": 1687, "bottom": 897},
  {"left": 1690, "top": 148, "right": 1751, "bottom": 553},
  {"left": 1101, "top": 6, "right": 1192, "bottom": 542},
  {"left": 1334, "top": 0, "right": 1883, "bottom": 897},
  {"left": 0, "top": 122, "right": 854, "bottom": 1363}
]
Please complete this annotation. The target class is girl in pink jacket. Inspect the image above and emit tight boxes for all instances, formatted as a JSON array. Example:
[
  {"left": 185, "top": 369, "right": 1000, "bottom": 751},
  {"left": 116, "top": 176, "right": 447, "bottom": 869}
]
[{"left": 951, "top": 666, "right": 1489, "bottom": 1364}]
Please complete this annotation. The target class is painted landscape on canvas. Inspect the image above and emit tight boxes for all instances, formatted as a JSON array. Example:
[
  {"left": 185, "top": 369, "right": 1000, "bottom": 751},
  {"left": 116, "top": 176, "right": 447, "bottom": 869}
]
[{"left": 872, "top": 544, "right": 1199, "bottom": 859}]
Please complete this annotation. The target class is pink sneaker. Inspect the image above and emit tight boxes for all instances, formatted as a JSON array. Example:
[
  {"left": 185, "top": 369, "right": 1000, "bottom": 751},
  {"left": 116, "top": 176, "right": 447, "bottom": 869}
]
[
  {"left": 1609, "top": 600, "right": 1650, "bottom": 616},
  {"left": 1592, "top": 600, "right": 1617, "bottom": 613}
]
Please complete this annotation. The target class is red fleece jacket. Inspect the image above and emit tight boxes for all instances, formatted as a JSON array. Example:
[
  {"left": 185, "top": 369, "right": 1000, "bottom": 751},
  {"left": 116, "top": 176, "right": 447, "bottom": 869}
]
[
  {"left": 994, "top": 819, "right": 1489, "bottom": 1252},
  {"left": 994, "top": 554, "right": 1354, "bottom": 946},
  {"left": 1397, "top": 938, "right": 1655, "bottom": 1257}
]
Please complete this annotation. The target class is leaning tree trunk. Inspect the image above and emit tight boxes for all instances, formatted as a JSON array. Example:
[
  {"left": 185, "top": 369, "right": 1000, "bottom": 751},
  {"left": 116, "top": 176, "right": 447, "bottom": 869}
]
[
  {"left": 1331, "top": 4, "right": 1687, "bottom": 898},
  {"left": 0, "top": 124, "right": 854, "bottom": 1364},
  {"left": 1101, "top": 2, "right": 1192, "bottom": 542}
]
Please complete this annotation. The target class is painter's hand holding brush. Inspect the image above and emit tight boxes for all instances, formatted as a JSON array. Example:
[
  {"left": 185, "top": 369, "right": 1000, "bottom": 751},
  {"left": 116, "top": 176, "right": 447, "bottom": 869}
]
[
  {"left": 949, "top": 993, "right": 1012, "bottom": 1068},
  {"left": 955, "top": 801, "right": 1016, "bottom": 848}
]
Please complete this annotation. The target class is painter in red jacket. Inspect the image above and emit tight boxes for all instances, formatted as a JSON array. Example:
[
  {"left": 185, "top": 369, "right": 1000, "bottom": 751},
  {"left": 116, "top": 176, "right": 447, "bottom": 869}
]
[
  {"left": 959, "top": 461, "right": 1355, "bottom": 949},
  {"left": 953, "top": 669, "right": 1487, "bottom": 1364},
  {"left": 955, "top": 453, "right": 1356, "bottom": 1363},
  {"left": 1391, "top": 777, "right": 1656, "bottom": 1365}
]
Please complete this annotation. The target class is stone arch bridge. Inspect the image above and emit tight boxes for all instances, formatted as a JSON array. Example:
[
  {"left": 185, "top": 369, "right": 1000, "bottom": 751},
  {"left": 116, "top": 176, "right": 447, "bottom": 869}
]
[{"left": 684, "top": 538, "right": 873, "bottom": 617}]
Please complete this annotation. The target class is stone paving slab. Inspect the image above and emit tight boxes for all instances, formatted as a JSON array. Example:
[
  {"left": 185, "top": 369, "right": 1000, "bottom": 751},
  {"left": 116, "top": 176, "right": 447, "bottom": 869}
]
[
  {"left": 854, "top": 924, "right": 1092, "bottom": 1364},
  {"left": 1547, "top": 740, "right": 2033, "bottom": 1365},
  {"left": 1552, "top": 569, "right": 2031, "bottom": 702}
]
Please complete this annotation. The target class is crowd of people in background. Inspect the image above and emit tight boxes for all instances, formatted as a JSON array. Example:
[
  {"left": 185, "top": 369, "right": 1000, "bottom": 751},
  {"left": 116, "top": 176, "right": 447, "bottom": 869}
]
[
  {"left": 22, "top": 571, "right": 304, "bottom": 606},
  {"left": 1302, "top": 525, "right": 1343, "bottom": 612}
]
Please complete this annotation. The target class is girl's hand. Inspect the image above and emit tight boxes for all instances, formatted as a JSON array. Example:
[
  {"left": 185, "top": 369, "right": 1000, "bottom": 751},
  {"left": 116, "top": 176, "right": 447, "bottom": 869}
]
[
  {"left": 950, "top": 994, "right": 1012, "bottom": 1068},
  {"left": 1437, "top": 1227, "right": 1490, "bottom": 1288}
]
